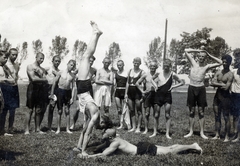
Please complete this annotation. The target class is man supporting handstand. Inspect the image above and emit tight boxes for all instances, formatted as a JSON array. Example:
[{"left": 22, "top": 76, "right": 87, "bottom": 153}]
[
  {"left": 74, "top": 21, "right": 112, "bottom": 155},
  {"left": 78, "top": 128, "right": 202, "bottom": 158},
  {"left": 184, "top": 49, "right": 222, "bottom": 139}
]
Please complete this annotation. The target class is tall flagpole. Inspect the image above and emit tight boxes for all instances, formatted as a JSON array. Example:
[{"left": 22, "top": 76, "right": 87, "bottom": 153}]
[{"left": 163, "top": 19, "right": 168, "bottom": 60}]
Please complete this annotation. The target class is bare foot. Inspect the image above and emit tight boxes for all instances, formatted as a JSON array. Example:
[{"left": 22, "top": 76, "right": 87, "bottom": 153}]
[
  {"left": 56, "top": 130, "right": 60, "bottom": 134},
  {"left": 90, "top": 21, "right": 103, "bottom": 36},
  {"left": 223, "top": 138, "right": 230, "bottom": 142},
  {"left": 149, "top": 133, "right": 157, "bottom": 138},
  {"left": 73, "top": 147, "right": 82, "bottom": 152},
  {"left": 37, "top": 131, "right": 46, "bottom": 134},
  {"left": 24, "top": 131, "right": 30, "bottom": 135},
  {"left": 70, "top": 125, "right": 74, "bottom": 130},
  {"left": 142, "top": 130, "right": 148, "bottom": 134},
  {"left": 184, "top": 132, "right": 193, "bottom": 138},
  {"left": 4, "top": 133, "right": 13, "bottom": 137},
  {"left": 128, "top": 128, "right": 136, "bottom": 132},
  {"left": 232, "top": 138, "right": 239, "bottom": 142},
  {"left": 200, "top": 133, "right": 208, "bottom": 139},
  {"left": 135, "top": 129, "right": 140, "bottom": 133},
  {"left": 193, "top": 142, "right": 203, "bottom": 155},
  {"left": 166, "top": 134, "right": 172, "bottom": 139},
  {"left": 67, "top": 130, "right": 73, "bottom": 134},
  {"left": 212, "top": 135, "right": 220, "bottom": 140},
  {"left": 117, "top": 125, "right": 123, "bottom": 129}
]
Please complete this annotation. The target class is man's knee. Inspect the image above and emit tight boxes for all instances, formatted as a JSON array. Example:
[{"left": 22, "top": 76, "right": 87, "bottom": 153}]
[
  {"left": 189, "top": 108, "right": 195, "bottom": 118},
  {"left": 117, "top": 108, "right": 122, "bottom": 115},
  {"left": 58, "top": 109, "right": 63, "bottom": 115},
  {"left": 198, "top": 108, "right": 204, "bottom": 119},
  {"left": 165, "top": 113, "right": 171, "bottom": 119}
]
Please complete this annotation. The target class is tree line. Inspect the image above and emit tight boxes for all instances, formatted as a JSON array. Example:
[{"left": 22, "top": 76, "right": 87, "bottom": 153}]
[{"left": 0, "top": 27, "right": 239, "bottom": 74}]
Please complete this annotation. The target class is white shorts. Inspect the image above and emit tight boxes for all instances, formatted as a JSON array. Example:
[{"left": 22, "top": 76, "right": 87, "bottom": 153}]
[
  {"left": 94, "top": 85, "right": 111, "bottom": 107},
  {"left": 77, "top": 92, "right": 95, "bottom": 114}
]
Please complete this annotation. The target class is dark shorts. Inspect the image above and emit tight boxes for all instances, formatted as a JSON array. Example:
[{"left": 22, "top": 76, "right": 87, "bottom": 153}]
[
  {"left": 114, "top": 89, "right": 126, "bottom": 100},
  {"left": 127, "top": 86, "right": 142, "bottom": 101},
  {"left": 187, "top": 85, "right": 207, "bottom": 108},
  {"left": 154, "top": 89, "right": 172, "bottom": 107},
  {"left": 56, "top": 88, "right": 72, "bottom": 110},
  {"left": 26, "top": 82, "right": 48, "bottom": 109},
  {"left": 136, "top": 142, "right": 157, "bottom": 156},
  {"left": 143, "top": 91, "right": 155, "bottom": 108},
  {"left": 213, "top": 88, "right": 232, "bottom": 110},
  {"left": 231, "top": 92, "right": 240, "bottom": 116},
  {"left": 0, "top": 84, "right": 19, "bottom": 110}
]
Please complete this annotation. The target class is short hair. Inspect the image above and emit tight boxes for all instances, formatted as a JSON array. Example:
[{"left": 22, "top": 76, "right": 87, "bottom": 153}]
[
  {"left": 101, "top": 114, "right": 113, "bottom": 129},
  {"left": 117, "top": 60, "right": 124, "bottom": 64},
  {"left": 0, "top": 50, "right": 7, "bottom": 57},
  {"left": 133, "top": 57, "right": 141, "bottom": 64},
  {"left": 103, "top": 57, "right": 111, "bottom": 63},
  {"left": 222, "top": 54, "right": 232, "bottom": 65},
  {"left": 36, "top": 52, "right": 44, "bottom": 58},
  {"left": 105, "top": 129, "right": 116, "bottom": 138},
  {"left": 68, "top": 59, "right": 76, "bottom": 66},
  {"left": 9, "top": 48, "right": 18, "bottom": 53},
  {"left": 89, "top": 55, "right": 96, "bottom": 61},
  {"left": 52, "top": 55, "right": 61, "bottom": 61},
  {"left": 163, "top": 59, "right": 172, "bottom": 67}
]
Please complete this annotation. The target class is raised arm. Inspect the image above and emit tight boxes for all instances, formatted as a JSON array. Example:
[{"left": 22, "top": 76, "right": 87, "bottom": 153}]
[
  {"left": 204, "top": 50, "right": 222, "bottom": 69},
  {"left": 184, "top": 48, "right": 198, "bottom": 67}
]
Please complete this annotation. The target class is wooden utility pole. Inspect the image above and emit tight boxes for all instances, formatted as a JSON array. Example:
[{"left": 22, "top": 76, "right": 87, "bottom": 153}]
[{"left": 163, "top": 19, "right": 168, "bottom": 60}]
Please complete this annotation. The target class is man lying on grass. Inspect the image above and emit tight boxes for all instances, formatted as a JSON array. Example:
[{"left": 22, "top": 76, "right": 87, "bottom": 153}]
[{"left": 78, "top": 129, "right": 202, "bottom": 158}]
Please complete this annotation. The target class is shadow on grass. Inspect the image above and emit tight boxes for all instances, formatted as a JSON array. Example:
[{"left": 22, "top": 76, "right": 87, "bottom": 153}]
[{"left": 0, "top": 150, "right": 24, "bottom": 161}]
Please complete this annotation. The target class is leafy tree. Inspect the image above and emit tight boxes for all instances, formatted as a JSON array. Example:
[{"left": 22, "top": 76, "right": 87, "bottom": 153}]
[
  {"left": 208, "top": 36, "right": 231, "bottom": 58},
  {"left": 49, "top": 36, "right": 69, "bottom": 59},
  {"left": 32, "top": 39, "right": 43, "bottom": 55},
  {"left": 19, "top": 42, "right": 28, "bottom": 65},
  {"left": 105, "top": 42, "right": 122, "bottom": 70},
  {"left": 144, "top": 36, "right": 164, "bottom": 67},
  {"left": 72, "top": 40, "right": 87, "bottom": 60}
]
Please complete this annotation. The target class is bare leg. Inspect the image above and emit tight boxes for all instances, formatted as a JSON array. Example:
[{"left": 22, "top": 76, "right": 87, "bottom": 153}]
[
  {"left": 156, "top": 143, "right": 202, "bottom": 155},
  {"left": 142, "top": 107, "right": 150, "bottom": 134},
  {"left": 65, "top": 107, "right": 72, "bottom": 134},
  {"left": 25, "top": 109, "right": 33, "bottom": 135},
  {"left": 128, "top": 100, "right": 136, "bottom": 132},
  {"left": 165, "top": 103, "right": 172, "bottom": 139},
  {"left": 223, "top": 111, "right": 230, "bottom": 142},
  {"left": 232, "top": 116, "right": 239, "bottom": 139},
  {"left": 184, "top": 107, "right": 195, "bottom": 138},
  {"left": 212, "top": 105, "right": 221, "bottom": 140},
  {"left": 8, "top": 109, "right": 16, "bottom": 132},
  {"left": 150, "top": 105, "right": 160, "bottom": 138},
  {"left": 56, "top": 110, "right": 62, "bottom": 134},
  {"left": 70, "top": 110, "right": 79, "bottom": 130},
  {"left": 198, "top": 107, "right": 208, "bottom": 139},
  {"left": 232, "top": 116, "right": 240, "bottom": 142},
  {"left": 35, "top": 107, "right": 45, "bottom": 134},
  {"left": 47, "top": 104, "right": 55, "bottom": 132},
  {"left": 135, "top": 101, "right": 142, "bottom": 133}
]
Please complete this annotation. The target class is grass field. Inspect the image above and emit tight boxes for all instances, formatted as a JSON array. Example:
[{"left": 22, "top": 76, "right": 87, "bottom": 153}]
[{"left": 0, "top": 84, "right": 240, "bottom": 166}]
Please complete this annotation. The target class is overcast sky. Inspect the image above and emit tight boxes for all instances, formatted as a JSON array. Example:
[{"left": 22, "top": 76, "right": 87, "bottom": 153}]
[{"left": 0, "top": 0, "right": 240, "bottom": 75}]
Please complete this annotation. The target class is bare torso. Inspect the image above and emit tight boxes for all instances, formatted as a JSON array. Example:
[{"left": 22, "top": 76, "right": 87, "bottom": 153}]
[
  {"left": 114, "top": 137, "right": 137, "bottom": 155},
  {"left": 189, "top": 66, "right": 208, "bottom": 87},
  {"left": 58, "top": 70, "right": 75, "bottom": 90}
]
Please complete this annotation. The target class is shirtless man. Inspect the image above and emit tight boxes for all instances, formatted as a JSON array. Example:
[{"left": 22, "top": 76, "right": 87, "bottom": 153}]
[
  {"left": 211, "top": 55, "right": 233, "bottom": 142},
  {"left": 125, "top": 57, "right": 146, "bottom": 133},
  {"left": 78, "top": 128, "right": 202, "bottom": 158},
  {"left": 74, "top": 21, "right": 112, "bottom": 155},
  {"left": 113, "top": 60, "right": 129, "bottom": 129},
  {"left": 70, "top": 55, "right": 96, "bottom": 130},
  {"left": 0, "top": 48, "right": 20, "bottom": 135},
  {"left": 152, "top": 59, "right": 184, "bottom": 139},
  {"left": 0, "top": 50, "right": 16, "bottom": 136},
  {"left": 94, "top": 57, "right": 113, "bottom": 116},
  {"left": 184, "top": 49, "right": 222, "bottom": 139},
  {"left": 135, "top": 61, "right": 158, "bottom": 134},
  {"left": 50, "top": 60, "right": 76, "bottom": 134},
  {"left": 46, "top": 55, "right": 61, "bottom": 132},
  {"left": 231, "top": 51, "right": 240, "bottom": 142},
  {"left": 25, "top": 52, "right": 48, "bottom": 134}
]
